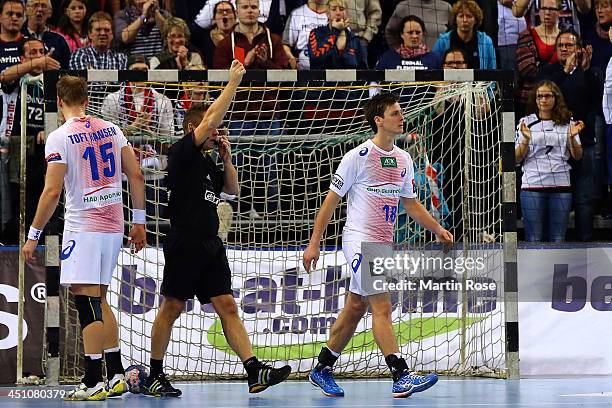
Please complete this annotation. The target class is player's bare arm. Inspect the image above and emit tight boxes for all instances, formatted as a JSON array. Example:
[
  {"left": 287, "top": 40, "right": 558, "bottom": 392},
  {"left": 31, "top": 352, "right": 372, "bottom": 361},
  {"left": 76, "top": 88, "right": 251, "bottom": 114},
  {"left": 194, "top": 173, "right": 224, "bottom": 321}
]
[
  {"left": 303, "top": 191, "right": 342, "bottom": 272},
  {"left": 401, "top": 197, "right": 454, "bottom": 243},
  {"left": 22, "top": 163, "right": 67, "bottom": 262},
  {"left": 121, "top": 145, "right": 147, "bottom": 253},
  {"left": 193, "top": 60, "right": 246, "bottom": 146}
]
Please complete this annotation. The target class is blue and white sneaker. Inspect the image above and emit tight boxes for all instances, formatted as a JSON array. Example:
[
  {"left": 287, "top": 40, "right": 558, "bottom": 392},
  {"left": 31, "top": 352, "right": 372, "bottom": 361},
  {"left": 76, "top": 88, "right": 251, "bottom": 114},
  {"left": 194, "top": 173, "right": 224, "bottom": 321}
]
[
  {"left": 392, "top": 371, "right": 438, "bottom": 398},
  {"left": 309, "top": 367, "right": 344, "bottom": 397}
]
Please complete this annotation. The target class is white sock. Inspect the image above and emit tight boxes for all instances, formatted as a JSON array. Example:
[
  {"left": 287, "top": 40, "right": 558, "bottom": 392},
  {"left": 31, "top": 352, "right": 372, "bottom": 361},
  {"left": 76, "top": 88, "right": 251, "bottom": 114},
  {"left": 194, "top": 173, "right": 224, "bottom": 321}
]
[
  {"left": 328, "top": 348, "right": 340, "bottom": 358},
  {"left": 104, "top": 347, "right": 120, "bottom": 353}
]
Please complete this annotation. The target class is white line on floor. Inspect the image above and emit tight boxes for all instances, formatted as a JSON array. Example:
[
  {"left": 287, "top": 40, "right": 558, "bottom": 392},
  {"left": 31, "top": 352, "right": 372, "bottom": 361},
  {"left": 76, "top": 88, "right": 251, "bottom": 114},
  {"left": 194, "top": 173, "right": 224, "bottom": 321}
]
[{"left": 560, "top": 392, "right": 612, "bottom": 397}]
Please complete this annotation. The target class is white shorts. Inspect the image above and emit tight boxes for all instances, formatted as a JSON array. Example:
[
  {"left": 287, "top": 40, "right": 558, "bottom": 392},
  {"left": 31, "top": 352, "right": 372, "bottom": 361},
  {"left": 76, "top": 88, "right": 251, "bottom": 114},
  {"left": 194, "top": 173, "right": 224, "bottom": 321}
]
[
  {"left": 343, "top": 240, "right": 392, "bottom": 297},
  {"left": 59, "top": 230, "right": 123, "bottom": 287}
]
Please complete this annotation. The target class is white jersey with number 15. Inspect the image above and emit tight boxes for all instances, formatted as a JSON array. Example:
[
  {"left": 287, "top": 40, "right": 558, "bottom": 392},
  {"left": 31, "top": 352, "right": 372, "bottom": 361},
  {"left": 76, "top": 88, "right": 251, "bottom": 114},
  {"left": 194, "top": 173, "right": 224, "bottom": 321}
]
[{"left": 45, "top": 115, "right": 128, "bottom": 233}]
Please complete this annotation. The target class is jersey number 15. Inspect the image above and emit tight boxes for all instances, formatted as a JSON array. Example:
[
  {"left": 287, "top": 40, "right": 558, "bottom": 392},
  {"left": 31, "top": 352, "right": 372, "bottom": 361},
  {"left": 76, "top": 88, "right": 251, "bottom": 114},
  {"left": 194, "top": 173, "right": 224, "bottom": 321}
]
[{"left": 83, "top": 142, "right": 115, "bottom": 180}]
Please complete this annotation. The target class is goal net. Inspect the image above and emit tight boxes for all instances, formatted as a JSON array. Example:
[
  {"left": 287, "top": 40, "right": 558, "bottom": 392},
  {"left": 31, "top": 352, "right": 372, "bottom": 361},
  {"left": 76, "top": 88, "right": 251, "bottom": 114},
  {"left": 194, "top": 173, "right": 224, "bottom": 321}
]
[{"left": 44, "top": 70, "right": 511, "bottom": 381}]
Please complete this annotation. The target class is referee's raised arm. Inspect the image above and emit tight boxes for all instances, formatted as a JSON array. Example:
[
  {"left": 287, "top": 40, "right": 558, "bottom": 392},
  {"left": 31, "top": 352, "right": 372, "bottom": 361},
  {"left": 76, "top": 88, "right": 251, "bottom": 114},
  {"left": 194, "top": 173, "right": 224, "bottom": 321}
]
[{"left": 193, "top": 60, "right": 246, "bottom": 145}]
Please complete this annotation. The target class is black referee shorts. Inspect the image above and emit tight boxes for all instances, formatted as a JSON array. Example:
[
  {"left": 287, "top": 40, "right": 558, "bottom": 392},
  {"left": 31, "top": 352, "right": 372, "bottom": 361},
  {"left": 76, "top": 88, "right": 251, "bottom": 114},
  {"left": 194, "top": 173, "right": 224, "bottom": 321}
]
[{"left": 161, "top": 233, "right": 233, "bottom": 304}]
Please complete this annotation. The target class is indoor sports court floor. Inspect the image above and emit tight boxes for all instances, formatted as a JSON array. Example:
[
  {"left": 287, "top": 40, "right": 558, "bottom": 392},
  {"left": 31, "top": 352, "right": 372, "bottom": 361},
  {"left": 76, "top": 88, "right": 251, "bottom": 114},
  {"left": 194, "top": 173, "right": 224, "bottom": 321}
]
[{"left": 2, "top": 377, "right": 612, "bottom": 407}]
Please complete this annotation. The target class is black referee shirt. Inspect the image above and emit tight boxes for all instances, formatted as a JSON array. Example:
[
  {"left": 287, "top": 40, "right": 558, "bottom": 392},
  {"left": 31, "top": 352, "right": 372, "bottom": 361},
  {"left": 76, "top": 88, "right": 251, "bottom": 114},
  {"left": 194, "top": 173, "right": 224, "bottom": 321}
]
[{"left": 166, "top": 131, "right": 224, "bottom": 238}]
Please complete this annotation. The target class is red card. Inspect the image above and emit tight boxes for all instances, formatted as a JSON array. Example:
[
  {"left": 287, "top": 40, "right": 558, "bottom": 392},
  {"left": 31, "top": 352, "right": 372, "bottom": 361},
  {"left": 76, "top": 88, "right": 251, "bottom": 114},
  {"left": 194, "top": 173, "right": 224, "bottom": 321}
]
[{"left": 234, "top": 47, "right": 245, "bottom": 64}]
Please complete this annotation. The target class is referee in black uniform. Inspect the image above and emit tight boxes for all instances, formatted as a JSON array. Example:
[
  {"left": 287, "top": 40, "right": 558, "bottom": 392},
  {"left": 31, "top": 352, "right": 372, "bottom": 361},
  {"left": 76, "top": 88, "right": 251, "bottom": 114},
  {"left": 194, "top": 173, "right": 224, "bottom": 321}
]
[{"left": 143, "top": 60, "right": 291, "bottom": 396}]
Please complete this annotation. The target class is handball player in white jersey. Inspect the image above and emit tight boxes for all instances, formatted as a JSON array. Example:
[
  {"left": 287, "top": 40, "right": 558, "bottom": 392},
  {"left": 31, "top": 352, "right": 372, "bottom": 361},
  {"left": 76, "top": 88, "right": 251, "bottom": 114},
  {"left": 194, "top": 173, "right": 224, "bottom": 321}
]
[
  {"left": 303, "top": 92, "right": 453, "bottom": 398},
  {"left": 22, "top": 75, "right": 146, "bottom": 401}
]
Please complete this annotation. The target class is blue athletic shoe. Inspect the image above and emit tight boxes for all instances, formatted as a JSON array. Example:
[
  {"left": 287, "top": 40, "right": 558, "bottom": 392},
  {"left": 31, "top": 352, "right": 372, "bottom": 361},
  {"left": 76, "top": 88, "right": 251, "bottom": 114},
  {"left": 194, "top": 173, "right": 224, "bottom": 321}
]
[
  {"left": 392, "top": 371, "right": 438, "bottom": 398},
  {"left": 309, "top": 367, "right": 344, "bottom": 397}
]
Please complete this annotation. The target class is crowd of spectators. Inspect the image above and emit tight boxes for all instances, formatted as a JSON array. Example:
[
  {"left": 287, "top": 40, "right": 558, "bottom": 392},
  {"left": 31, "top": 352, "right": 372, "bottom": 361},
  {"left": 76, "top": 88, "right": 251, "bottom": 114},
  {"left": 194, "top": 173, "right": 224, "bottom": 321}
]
[{"left": 0, "top": 0, "right": 610, "bottom": 244}]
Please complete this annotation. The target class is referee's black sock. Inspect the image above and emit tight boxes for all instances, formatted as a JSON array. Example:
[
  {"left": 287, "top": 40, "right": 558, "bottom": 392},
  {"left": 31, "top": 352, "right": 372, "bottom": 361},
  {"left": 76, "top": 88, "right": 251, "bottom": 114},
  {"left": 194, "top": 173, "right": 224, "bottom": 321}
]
[
  {"left": 150, "top": 358, "right": 164, "bottom": 377},
  {"left": 104, "top": 347, "right": 124, "bottom": 378},
  {"left": 314, "top": 347, "right": 339, "bottom": 371},
  {"left": 83, "top": 354, "right": 103, "bottom": 388},
  {"left": 385, "top": 354, "right": 409, "bottom": 381},
  {"left": 243, "top": 356, "right": 261, "bottom": 376}
]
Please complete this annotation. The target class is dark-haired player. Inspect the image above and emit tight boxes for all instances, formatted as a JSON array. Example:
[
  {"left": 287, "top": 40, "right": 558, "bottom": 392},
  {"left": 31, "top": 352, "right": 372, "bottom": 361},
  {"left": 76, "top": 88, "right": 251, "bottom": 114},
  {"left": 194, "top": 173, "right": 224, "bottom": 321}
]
[{"left": 303, "top": 92, "right": 453, "bottom": 398}]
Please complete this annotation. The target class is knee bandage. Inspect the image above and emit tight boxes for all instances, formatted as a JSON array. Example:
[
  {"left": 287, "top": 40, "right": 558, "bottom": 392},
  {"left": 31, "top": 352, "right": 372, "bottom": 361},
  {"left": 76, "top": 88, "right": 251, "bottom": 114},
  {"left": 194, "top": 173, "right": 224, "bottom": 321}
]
[{"left": 74, "top": 295, "right": 103, "bottom": 330}]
